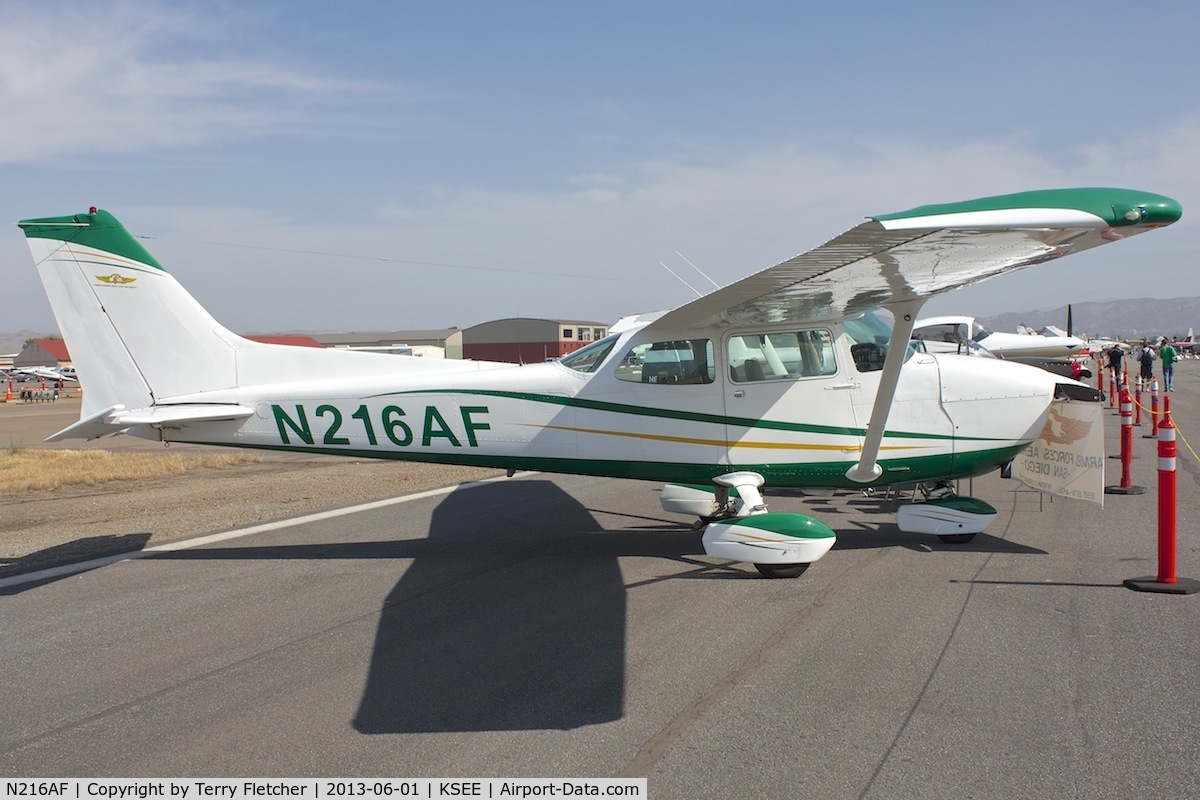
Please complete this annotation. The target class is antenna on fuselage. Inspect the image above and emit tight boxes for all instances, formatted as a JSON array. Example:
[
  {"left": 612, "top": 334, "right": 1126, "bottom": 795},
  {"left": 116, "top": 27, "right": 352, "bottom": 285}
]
[
  {"left": 658, "top": 261, "right": 704, "bottom": 298},
  {"left": 674, "top": 251, "right": 722, "bottom": 290}
]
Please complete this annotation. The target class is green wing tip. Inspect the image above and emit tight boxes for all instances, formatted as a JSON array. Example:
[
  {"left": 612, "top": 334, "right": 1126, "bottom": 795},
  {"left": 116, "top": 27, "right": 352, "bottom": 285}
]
[{"left": 874, "top": 187, "right": 1182, "bottom": 227}]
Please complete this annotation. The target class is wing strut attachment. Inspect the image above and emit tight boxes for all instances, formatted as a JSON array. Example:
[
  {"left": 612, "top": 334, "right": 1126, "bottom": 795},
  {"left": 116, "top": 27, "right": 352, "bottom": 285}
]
[{"left": 845, "top": 298, "right": 926, "bottom": 483}]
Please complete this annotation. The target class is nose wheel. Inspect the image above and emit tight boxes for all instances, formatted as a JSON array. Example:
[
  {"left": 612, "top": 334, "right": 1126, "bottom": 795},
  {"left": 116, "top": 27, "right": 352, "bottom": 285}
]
[
  {"left": 754, "top": 563, "right": 812, "bottom": 579},
  {"left": 896, "top": 484, "right": 996, "bottom": 543}
]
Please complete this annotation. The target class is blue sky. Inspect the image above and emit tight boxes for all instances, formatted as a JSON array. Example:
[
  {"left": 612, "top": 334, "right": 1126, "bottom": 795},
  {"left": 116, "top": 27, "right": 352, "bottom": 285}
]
[{"left": 3, "top": 0, "right": 1198, "bottom": 335}]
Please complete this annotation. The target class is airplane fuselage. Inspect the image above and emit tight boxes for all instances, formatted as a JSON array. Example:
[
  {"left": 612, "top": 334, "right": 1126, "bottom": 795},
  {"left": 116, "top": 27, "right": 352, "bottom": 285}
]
[
  {"left": 148, "top": 318, "right": 1062, "bottom": 488},
  {"left": 24, "top": 190, "right": 1175, "bottom": 575},
  {"left": 915, "top": 315, "right": 1088, "bottom": 359}
]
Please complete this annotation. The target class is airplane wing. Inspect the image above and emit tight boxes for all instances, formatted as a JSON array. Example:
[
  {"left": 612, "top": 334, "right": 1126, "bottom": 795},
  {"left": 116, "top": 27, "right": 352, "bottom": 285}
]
[
  {"left": 641, "top": 187, "right": 1181, "bottom": 484},
  {"left": 649, "top": 188, "right": 1181, "bottom": 331}
]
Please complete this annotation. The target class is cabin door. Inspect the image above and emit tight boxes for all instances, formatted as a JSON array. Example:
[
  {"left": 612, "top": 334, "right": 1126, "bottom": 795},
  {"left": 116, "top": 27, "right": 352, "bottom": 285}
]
[
  {"left": 722, "top": 329, "right": 860, "bottom": 481},
  {"left": 846, "top": 346, "right": 956, "bottom": 481}
]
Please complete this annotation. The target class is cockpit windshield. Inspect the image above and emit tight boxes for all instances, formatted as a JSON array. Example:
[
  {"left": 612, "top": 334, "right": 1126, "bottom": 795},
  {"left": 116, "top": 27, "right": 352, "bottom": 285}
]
[
  {"left": 843, "top": 311, "right": 918, "bottom": 372},
  {"left": 558, "top": 334, "right": 619, "bottom": 373}
]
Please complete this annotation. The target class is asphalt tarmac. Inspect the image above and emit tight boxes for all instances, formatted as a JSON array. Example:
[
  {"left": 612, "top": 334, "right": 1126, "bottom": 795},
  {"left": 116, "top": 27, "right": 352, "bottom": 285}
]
[{"left": 2, "top": 366, "right": 1198, "bottom": 799}]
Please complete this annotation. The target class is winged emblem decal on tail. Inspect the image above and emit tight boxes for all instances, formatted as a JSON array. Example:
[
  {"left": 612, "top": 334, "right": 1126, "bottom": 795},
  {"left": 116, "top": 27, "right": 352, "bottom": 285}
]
[{"left": 95, "top": 273, "right": 137, "bottom": 285}]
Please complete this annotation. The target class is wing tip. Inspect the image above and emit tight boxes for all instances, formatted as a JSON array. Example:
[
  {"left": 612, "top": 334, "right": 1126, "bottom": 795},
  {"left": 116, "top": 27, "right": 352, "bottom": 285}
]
[{"left": 874, "top": 187, "right": 1181, "bottom": 230}]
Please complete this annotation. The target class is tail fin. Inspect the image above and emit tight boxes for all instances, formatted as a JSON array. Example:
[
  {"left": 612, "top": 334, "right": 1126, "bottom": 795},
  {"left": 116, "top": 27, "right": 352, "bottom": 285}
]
[
  {"left": 21, "top": 209, "right": 506, "bottom": 438},
  {"left": 19, "top": 209, "right": 241, "bottom": 418}
]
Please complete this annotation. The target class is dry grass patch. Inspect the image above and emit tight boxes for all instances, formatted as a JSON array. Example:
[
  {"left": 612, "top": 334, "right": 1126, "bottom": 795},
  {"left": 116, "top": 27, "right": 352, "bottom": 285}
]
[{"left": 0, "top": 448, "right": 263, "bottom": 493}]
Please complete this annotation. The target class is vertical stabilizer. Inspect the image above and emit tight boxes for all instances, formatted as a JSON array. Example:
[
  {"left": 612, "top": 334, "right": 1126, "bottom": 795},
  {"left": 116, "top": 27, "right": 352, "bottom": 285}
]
[{"left": 19, "top": 209, "right": 241, "bottom": 417}]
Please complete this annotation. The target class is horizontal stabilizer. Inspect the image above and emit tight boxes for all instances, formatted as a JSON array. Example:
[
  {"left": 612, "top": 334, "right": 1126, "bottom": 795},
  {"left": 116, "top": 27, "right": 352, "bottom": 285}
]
[{"left": 46, "top": 403, "right": 255, "bottom": 442}]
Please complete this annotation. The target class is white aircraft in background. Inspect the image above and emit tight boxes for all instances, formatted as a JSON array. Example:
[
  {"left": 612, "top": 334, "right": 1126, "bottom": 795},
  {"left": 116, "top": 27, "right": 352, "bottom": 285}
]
[
  {"left": 20, "top": 188, "right": 1181, "bottom": 577},
  {"left": 1087, "top": 336, "right": 1132, "bottom": 354},
  {"left": 2, "top": 365, "right": 77, "bottom": 383},
  {"left": 913, "top": 315, "right": 1090, "bottom": 358},
  {"left": 1164, "top": 328, "right": 1196, "bottom": 353}
]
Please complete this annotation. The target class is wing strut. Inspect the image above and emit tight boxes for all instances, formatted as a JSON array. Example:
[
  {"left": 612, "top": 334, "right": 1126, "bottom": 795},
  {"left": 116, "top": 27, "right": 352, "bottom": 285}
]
[{"left": 845, "top": 298, "right": 926, "bottom": 483}]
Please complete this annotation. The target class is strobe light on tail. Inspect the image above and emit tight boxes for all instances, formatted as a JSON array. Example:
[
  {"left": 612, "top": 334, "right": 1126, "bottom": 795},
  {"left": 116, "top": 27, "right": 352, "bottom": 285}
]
[{"left": 20, "top": 189, "right": 1181, "bottom": 578}]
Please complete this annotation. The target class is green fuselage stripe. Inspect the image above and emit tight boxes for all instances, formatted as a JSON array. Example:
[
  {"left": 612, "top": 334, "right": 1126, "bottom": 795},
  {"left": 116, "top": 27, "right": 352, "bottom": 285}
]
[
  {"left": 369, "top": 388, "right": 1008, "bottom": 443},
  {"left": 179, "top": 439, "right": 1026, "bottom": 488}
]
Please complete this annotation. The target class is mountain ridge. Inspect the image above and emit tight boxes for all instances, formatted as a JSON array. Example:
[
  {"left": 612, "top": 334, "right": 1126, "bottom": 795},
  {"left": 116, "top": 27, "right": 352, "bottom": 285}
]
[
  {"left": 978, "top": 297, "right": 1200, "bottom": 340},
  {"left": 5, "top": 296, "right": 1199, "bottom": 353}
]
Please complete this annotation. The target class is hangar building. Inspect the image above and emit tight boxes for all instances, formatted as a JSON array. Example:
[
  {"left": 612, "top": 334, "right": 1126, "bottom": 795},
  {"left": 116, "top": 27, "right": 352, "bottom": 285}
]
[
  {"left": 461, "top": 318, "right": 609, "bottom": 363},
  {"left": 14, "top": 338, "right": 72, "bottom": 370},
  {"left": 13, "top": 336, "right": 323, "bottom": 373},
  {"left": 313, "top": 329, "right": 462, "bottom": 359}
]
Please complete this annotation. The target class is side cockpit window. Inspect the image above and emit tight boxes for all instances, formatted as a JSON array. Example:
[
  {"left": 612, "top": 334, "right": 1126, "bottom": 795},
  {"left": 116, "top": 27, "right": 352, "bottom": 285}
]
[
  {"left": 843, "top": 311, "right": 915, "bottom": 373},
  {"left": 614, "top": 339, "right": 715, "bottom": 384},
  {"left": 728, "top": 330, "right": 836, "bottom": 382}
]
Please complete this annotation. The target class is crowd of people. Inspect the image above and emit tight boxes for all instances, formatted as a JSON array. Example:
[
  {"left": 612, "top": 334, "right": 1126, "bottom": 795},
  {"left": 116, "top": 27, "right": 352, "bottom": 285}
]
[{"left": 1104, "top": 337, "right": 1182, "bottom": 392}]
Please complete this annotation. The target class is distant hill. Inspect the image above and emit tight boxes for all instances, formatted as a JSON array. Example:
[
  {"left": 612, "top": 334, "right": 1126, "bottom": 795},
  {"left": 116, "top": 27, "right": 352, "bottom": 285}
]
[
  {"left": 0, "top": 330, "right": 49, "bottom": 355},
  {"left": 979, "top": 297, "right": 1200, "bottom": 341},
  {"left": 6, "top": 297, "right": 1200, "bottom": 354}
]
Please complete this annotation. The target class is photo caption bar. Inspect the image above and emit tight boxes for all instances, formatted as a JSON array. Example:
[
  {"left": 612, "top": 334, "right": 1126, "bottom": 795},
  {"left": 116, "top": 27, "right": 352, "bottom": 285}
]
[{"left": 0, "top": 780, "right": 647, "bottom": 800}]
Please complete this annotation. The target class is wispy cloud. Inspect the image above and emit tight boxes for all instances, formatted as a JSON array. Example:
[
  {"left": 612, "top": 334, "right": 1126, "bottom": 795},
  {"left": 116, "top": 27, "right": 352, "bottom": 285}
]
[
  {"left": 116, "top": 132, "right": 1196, "bottom": 332},
  {"left": 0, "top": 1, "right": 390, "bottom": 163}
]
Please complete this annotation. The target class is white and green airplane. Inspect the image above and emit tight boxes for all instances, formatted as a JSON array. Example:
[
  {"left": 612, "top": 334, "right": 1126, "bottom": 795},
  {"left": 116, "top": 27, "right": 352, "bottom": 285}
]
[{"left": 19, "top": 188, "right": 1181, "bottom": 577}]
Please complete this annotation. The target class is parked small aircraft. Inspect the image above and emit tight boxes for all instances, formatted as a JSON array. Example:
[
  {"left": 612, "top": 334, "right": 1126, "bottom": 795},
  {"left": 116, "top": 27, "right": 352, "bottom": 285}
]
[
  {"left": 1087, "top": 336, "right": 1131, "bottom": 354},
  {"left": 1163, "top": 328, "right": 1196, "bottom": 353},
  {"left": 1, "top": 365, "right": 76, "bottom": 383},
  {"left": 19, "top": 188, "right": 1181, "bottom": 577},
  {"left": 913, "top": 315, "right": 1090, "bottom": 358}
]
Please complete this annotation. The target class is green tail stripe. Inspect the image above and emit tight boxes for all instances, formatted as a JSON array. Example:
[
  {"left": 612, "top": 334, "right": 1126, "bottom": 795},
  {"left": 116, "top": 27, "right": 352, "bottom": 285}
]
[{"left": 18, "top": 209, "right": 164, "bottom": 271}]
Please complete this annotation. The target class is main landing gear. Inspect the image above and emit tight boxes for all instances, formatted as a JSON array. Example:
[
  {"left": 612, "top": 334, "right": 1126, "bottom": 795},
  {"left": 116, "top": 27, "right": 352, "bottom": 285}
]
[
  {"left": 660, "top": 476, "right": 1000, "bottom": 577},
  {"left": 660, "top": 472, "right": 835, "bottom": 578}
]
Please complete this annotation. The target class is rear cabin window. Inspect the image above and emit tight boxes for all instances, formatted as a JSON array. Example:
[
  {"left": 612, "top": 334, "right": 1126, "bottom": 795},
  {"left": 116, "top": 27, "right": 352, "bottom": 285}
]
[
  {"left": 912, "top": 322, "right": 969, "bottom": 346},
  {"left": 615, "top": 339, "right": 715, "bottom": 384},
  {"left": 728, "top": 330, "right": 836, "bottom": 382}
]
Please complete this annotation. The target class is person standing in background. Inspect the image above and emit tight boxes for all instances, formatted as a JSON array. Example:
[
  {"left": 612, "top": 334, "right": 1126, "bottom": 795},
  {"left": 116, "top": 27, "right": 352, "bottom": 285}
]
[
  {"left": 1108, "top": 344, "right": 1124, "bottom": 387},
  {"left": 1160, "top": 338, "right": 1178, "bottom": 391},
  {"left": 1140, "top": 345, "right": 1154, "bottom": 384}
]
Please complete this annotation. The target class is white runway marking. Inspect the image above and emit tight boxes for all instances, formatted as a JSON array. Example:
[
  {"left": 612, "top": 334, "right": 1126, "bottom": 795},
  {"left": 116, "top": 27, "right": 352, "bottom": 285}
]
[{"left": 0, "top": 473, "right": 522, "bottom": 590}]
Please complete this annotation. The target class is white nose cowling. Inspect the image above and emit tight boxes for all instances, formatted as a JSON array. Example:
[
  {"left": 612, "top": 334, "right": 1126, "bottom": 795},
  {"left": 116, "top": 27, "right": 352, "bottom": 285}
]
[{"left": 936, "top": 354, "right": 1095, "bottom": 456}]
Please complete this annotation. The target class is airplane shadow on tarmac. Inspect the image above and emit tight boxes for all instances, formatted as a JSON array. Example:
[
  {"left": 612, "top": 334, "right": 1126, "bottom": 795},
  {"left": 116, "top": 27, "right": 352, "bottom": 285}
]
[
  {"left": 345, "top": 481, "right": 1049, "bottom": 733},
  {"left": 351, "top": 479, "right": 629, "bottom": 734},
  {"left": 832, "top": 522, "right": 1048, "bottom": 556},
  {"left": 0, "top": 533, "right": 152, "bottom": 596},
  {"left": 12, "top": 480, "right": 1051, "bottom": 729},
  {"left": 148, "top": 479, "right": 711, "bottom": 733}
]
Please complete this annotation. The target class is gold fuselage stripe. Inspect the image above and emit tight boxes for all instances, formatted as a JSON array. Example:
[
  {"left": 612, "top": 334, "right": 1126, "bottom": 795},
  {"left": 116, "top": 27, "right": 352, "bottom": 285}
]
[{"left": 525, "top": 423, "right": 927, "bottom": 453}]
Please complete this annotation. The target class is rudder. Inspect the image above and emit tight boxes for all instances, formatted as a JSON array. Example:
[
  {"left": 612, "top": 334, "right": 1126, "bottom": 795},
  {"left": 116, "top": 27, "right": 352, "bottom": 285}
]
[{"left": 20, "top": 209, "right": 242, "bottom": 417}]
